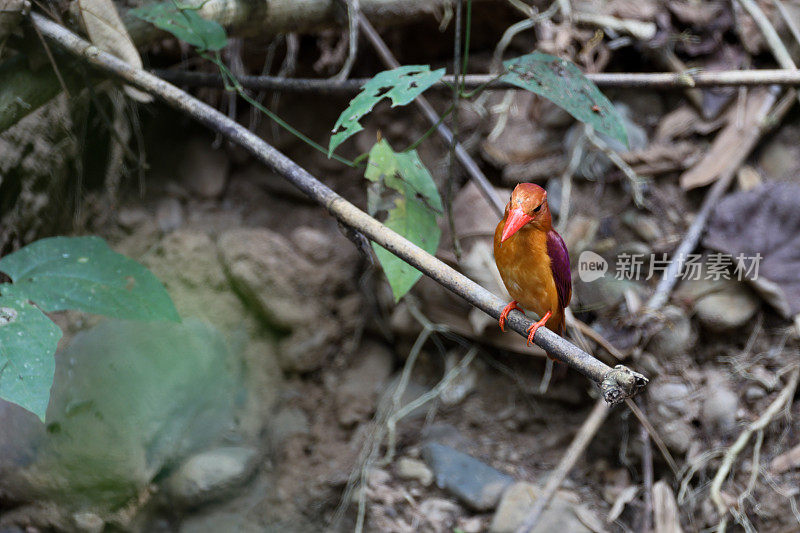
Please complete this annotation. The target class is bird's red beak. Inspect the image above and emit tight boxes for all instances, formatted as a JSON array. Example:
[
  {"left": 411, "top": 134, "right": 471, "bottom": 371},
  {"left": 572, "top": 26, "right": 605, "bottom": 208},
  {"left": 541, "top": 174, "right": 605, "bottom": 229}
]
[{"left": 501, "top": 207, "right": 533, "bottom": 243}]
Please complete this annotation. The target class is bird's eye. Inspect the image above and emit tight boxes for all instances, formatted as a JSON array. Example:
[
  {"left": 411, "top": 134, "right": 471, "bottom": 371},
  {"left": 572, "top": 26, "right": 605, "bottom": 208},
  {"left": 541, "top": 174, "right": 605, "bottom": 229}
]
[{"left": 532, "top": 203, "right": 542, "bottom": 213}]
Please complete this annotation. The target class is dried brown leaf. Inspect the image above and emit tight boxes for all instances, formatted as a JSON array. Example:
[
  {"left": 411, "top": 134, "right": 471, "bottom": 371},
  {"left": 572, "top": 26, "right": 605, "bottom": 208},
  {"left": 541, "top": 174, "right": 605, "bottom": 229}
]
[
  {"left": 704, "top": 182, "right": 800, "bottom": 318},
  {"left": 679, "top": 89, "right": 771, "bottom": 190},
  {"left": 76, "top": 0, "right": 152, "bottom": 103}
]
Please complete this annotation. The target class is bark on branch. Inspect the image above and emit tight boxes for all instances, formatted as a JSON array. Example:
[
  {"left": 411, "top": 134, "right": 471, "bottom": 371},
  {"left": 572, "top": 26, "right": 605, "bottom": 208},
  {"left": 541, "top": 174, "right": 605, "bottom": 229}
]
[{"left": 28, "top": 11, "right": 649, "bottom": 404}]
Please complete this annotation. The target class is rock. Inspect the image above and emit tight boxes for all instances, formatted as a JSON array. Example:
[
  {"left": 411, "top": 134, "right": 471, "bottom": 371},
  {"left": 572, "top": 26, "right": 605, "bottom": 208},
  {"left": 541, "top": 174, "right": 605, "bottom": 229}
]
[
  {"left": 218, "top": 228, "right": 357, "bottom": 372},
  {"left": 417, "top": 498, "right": 462, "bottom": 530},
  {"left": 117, "top": 206, "right": 149, "bottom": 231},
  {"left": 396, "top": 457, "right": 433, "bottom": 486},
  {"left": 647, "top": 305, "right": 695, "bottom": 358},
  {"left": 422, "top": 442, "right": 513, "bottom": 511},
  {"left": 0, "top": 319, "right": 239, "bottom": 509},
  {"left": 72, "top": 512, "right": 104, "bottom": 533},
  {"left": 179, "top": 511, "right": 263, "bottom": 533},
  {"left": 164, "top": 447, "right": 259, "bottom": 506},
  {"left": 290, "top": 226, "right": 333, "bottom": 263},
  {"left": 267, "top": 406, "right": 310, "bottom": 448},
  {"left": 745, "top": 386, "right": 766, "bottom": 402},
  {"left": 490, "top": 482, "right": 594, "bottom": 533},
  {"left": 659, "top": 419, "right": 695, "bottom": 455},
  {"left": 648, "top": 380, "right": 694, "bottom": 419},
  {"left": 695, "top": 282, "right": 760, "bottom": 331},
  {"left": 335, "top": 341, "right": 394, "bottom": 426},
  {"left": 178, "top": 138, "right": 229, "bottom": 198},
  {"left": 701, "top": 372, "right": 738, "bottom": 432},
  {"left": 156, "top": 197, "right": 184, "bottom": 232},
  {"left": 439, "top": 351, "right": 479, "bottom": 406}
]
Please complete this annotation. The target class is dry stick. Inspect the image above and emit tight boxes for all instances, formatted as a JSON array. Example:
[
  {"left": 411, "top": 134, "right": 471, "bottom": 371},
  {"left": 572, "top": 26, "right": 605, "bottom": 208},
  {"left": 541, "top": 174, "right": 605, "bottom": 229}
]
[
  {"left": 151, "top": 68, "right": 800, "bottom": 93},
  {"left": 28, "top": 12, "right": 649, "bottom": 404},
  {"left": 515, "top": 398, "right": 611, "bottom": 533},
  {"left": 709, "top": 366, "right": 800, "bottom": 533},
  {"left": 639, "top": 397, "right": 654, "bottom": 533},
  {"left": 359, "top": 13, "right": 505, "bottom": 217}
]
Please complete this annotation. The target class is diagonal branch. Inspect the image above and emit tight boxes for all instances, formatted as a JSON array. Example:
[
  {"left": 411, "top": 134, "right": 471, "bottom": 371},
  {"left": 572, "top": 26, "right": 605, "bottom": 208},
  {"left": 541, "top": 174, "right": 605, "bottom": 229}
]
[{"left": 28, "top": 11, "right": 649, "bottom": 404}]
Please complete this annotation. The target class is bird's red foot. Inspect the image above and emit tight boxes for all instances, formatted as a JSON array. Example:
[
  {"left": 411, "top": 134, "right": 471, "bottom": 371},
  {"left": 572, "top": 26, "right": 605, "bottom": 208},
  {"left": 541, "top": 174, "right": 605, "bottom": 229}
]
[
  {"left": 526, "top": 310, "right": 552, "bottom": 346},
  {"left": 499, "top": 301, "right": 520, "bottom": 332}
]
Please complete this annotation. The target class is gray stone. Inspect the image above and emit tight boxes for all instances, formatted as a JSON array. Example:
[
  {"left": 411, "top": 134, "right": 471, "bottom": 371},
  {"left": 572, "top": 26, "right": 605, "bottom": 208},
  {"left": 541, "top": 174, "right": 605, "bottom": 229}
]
[
  {"left": 422, "top": 442, "right": 513, "bottom": 511},
  {"left": 164, "top": 447, "right": 259, "bottom": 506},
  {"left": 623, "top": 212, "right": 663, "bottom": 243},
  {"left": 335, "top": 341, "right": 394, "bottom": 426},
  {"left": 660, "top": 419, "right": 695, "bottom": 455},
  {"left": 396, "top": 457, "right": 433, "bottom": 486},
  {"left": 178, "top": 138, "right": 229, "bottom": 199},
  {"left": 490, "top": 482, "right": 594, "bottom": 533},
  {"left": 156, "top": 197, "right": 184, "bottom": 233},
  {"left": 745, "top": 386, "right": 766, "bottom": 402},
  {"left": 0, "top": 319, "right": 238, "bottom": 509},
  {"left": 649, "top": 380, "right": 694, "bottom": 419},
  {"left": 695, "top": 283, "right": 760, "bottom": 331},
  {"left": 647, "top": 305, "right": 695, "bottom": 358},
  {"left": 701, "top": 373, "right": 738, "bottom": 432},
  {"left": 72, "top": 512, "right": 104, "bottom": 533},
  {"left": 268, "top": 406, "right": 310, "bottom": 448}
]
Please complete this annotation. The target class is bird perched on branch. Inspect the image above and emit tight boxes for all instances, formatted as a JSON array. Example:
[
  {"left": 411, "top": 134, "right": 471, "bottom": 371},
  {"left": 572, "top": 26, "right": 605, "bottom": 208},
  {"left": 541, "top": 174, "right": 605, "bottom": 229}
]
[{"left": 493, "top": 183, "right": 572, "bottom": 349}]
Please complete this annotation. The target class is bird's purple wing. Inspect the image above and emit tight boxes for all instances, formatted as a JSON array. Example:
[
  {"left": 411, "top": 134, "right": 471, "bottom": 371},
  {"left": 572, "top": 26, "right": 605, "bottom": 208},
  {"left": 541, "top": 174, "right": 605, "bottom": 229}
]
[{"left": 546, "top": 230, "right": 572, "bottom": 310}]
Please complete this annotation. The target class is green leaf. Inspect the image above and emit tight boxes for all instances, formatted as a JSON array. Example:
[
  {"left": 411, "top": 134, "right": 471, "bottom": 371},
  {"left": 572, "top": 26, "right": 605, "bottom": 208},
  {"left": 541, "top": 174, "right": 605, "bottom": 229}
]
[
  {"left": 0, "top": 236, "right": 180, "bottom": 322},
  {"left": 365, "top": 141, "right": 442, "bottom": 301},
  {"left": 130, "top": 2, "right": 227, "bottom": 52},
  {"left": 501, "top": 52, "right": 628, "bottom": 147},
  {"left": 329, "top": 65, "right": 446, "bottom": 156},
  {"left": 0, "top": 296, "right": 62, "bottom": 421}
]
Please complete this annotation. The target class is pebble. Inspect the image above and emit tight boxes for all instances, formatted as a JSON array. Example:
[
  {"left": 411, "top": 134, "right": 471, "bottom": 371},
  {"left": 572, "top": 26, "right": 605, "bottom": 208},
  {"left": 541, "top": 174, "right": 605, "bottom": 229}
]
[
  {"left": 659, "top": 419, "right": 695, "bottom": 455},
  {"left": 72, "top": 512, "right": 104, "bottom": 533},
  {"left": 156, "top": 197, "right": 184, "bottom": 233},
  {"left": 648, "top": 380, "right": 694, "bottom": 419},
  {"left": 164, "top": 447, "right": 259, "bottom": 506},
  {"left": 647, "top": 305, "right": 694, "bottom": 358},
  {"left": 396, "top": 457, "right": 433, "bottom": 486},
  {"left": 179, "top": 138, "right": 230, "bottom": 199},
  {"left": 422, "top": 442, "right": 513, "bottom": 511},
  {"left": 694, "top": 282, "right": 760, "bottom": 331},
  {"left": 745, "top": 386, "right": 766, "bottom": 402},
  {"left": 701, "top": 372, "right": 738, "bottom": 432},
  {"left": 490, "top": 482, "right": 594, "bottom": 533},
  {"left": 334, "top": 341, "right": 394, "bottom": 426}
]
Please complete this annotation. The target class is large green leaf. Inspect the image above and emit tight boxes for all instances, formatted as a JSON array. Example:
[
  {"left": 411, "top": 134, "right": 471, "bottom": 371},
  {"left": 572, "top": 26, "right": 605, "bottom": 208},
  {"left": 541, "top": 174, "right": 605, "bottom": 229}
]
[
  {"left": 0, "top": 236, "right": 180, "bottom": 321},
  {"left": 365, "top": 141, "right": 441, "bottom": 301},
  {"left": 0, "top": 296, "right": 62, "bottom": 421},
  {"left": 130, "top": 2, "right": 228, "bottom": 52},
  {"left": 329, "top": 65, "right": 446, "bottom": 157},
  {"left": 502, "top": 52, "right": 628, "bottom": 147}
]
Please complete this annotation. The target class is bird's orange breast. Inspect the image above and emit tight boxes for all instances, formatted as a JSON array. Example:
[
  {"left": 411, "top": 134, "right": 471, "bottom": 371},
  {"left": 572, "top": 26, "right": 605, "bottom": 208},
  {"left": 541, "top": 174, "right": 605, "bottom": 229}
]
[{"left": 493, "top": 219, "right": 562, "bottom": 332}]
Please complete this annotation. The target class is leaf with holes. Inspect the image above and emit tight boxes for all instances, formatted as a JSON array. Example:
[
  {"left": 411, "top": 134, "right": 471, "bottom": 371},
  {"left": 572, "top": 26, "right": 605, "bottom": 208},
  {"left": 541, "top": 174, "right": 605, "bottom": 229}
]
[
  {"left": 0, "top": 297, "right": 62, "bottom": 421},
  {"left": 0, "top": 236, "right": 179, "bottom": 321},
  {"left": 130, "top": 2, "right": 227, "bottom": 52},
  {"left": 502, "top": 52, "right": 628, "bottom": 147},
  {"left": 365, "top": 141, "right": 441, "bottom": 301},
  {"left": 329, "top": 65, "right": 446, "bottom": 157}
]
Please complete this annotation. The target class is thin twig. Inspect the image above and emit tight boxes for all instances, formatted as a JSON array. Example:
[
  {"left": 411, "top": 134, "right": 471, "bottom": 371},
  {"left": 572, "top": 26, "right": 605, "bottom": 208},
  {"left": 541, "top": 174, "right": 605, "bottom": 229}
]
[
  {"left": 516, "top": 398, "right": 611, "bottom": 533},
  {"left": 736, "top": 0, "right": 800, "bottom": 107},
  {"left": 639, "top": 397, "right": 654, "bottom": 533},
  {"left": 709, "top": 366, "right": 800, "bottom": 533},
  {"left": 29, "top": 12, "right": 650, "bottom": 404},
  {"left": 332, "top": 0, "right": 360, "bottom": 81},
  {"left": 625, "top": 398, "right": 680, "bottom": 477},
  {"left": 358, "top": 13, "right": 506, "bottom": 217},
  {"left": 152, "top": 68, "right": 800, "bottom": 93}
]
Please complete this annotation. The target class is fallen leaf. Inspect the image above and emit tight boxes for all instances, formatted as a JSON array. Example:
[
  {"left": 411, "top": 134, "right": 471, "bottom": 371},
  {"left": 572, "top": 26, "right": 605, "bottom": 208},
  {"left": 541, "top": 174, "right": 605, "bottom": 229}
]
[
  {"left": 653, "top": 480, "right": 683, "bottom": 533},
  {"left": 679, "top": 88, "right": 771, "bottom": 190},
  {"left": 76, "top": 0, "right": 152, "bottom": 102},
  {"left": 703, "top": 182, "right": 800, "bottom": 318}
]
